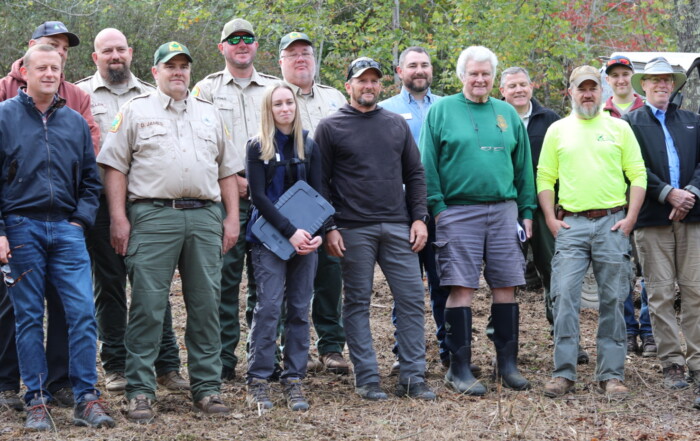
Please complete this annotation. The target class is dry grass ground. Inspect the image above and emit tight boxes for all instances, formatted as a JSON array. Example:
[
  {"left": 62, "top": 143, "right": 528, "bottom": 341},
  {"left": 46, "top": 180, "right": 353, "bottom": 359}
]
[{"left": 2, "top": 268, "right": 699, "bottom": 440}]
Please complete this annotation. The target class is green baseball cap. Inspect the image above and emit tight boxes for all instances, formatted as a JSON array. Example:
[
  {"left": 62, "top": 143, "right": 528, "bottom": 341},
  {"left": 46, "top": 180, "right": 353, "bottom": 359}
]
[
  {"left": 220, "top": 18, "right": 255, "bottom": 42},
  {"left": 279, "top": 31, "right": 312, "bottom": 52},
  {"left": 153, "top": 41, "right": 192, "bottom": 66}
]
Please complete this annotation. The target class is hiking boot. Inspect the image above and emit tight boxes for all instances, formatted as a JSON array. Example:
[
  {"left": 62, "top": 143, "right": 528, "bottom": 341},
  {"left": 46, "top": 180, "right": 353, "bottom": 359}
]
[
  {"left": 307, "top": 354, "right": 323, "bottom": 373},
  {"left": 25, "top": 396, "right": 53, "bottom": 431},
  {"left": 194, "top": 394, "right": 230, "bottom": 416},
  {"left": 395, "top": 382, "right": 436, "bottom": 401},
  {"left": 355, "top": 382, "right": 387, "bottom": 401},
  {"left": 544, "top": 377, "right": 575, "bottom": 398},
  {"left": 157, "top": 371, "right": 190, "bottom": 391},
  {"left": 444, "top": 307, "right": 487, "bottom": 396},
  {"left": 662, "top": 364, "right": 690, "bottom": 390},
  {"left": 73, "top": 393, "right": 115, "bottom": 428},
  {"left": 246, "top": 378, "right": 273, "bottom": 410},
  {"left": 52, "top": 387, "right": 74, "bottom": 408},
  {"left": 577, "top": 345, "right": 590, "bottom": 365},
  {"left": 641, "top": 334, "right": 657, "bottom": 357},
  {"left": 626, "top": 335, "right": 639, "bottom": 354},
  {"left": 320, "top": 352, "right": 350, "bottom": 374},
  {"left": 0, "top": 390, "right": 23, "bottom": 411},
  {"left": 105, "top": 372, "right": 127, "bottom": 392},
  {"left": 599, "top": 378, "right": 629, "bottom": 400},
  {"left": 281, "top": 378, "right": 309, "bottom": 411},
  {"left": 221, "top": 365, "right": 236, "bottom": 382},
  {"left": 389, "top": 360, "right": 400, "bottom": 376},
  {"left": 127, "top": 394, "right": 154, "bottom": 423}
]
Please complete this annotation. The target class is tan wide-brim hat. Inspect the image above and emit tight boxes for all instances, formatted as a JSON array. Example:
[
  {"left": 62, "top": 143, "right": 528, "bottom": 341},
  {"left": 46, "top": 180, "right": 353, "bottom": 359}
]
[{"left": 631, "top": 57, "right": 686, "bottom": 96}]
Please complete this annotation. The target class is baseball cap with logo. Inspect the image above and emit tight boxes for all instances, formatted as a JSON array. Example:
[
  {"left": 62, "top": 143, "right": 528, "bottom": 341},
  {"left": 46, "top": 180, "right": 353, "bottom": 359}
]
[
  {"left": 569, "top": 65, "right": 601, "bottom": 88},
  {"left": 604, "top": 55, "right": 633, "bottom": 74},
  {"left": 279, "top": 32, "right": 312, "bottom": 52},
  {"left": 153, "top": 41, "right": 193, "bottom": 66},
  {"left": 31, "top": 21, "right": 80, "bottom": 47},
  {"left": 220, "top": 18, "right": 255, "bottom": 42},
  {"left": 346, "top": 57, "right": 383, "bottom": 81}
]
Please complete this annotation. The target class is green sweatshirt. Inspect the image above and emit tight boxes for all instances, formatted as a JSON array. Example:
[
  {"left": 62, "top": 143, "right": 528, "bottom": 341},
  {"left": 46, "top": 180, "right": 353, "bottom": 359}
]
[{"left": 419, "top": 93, "right": 536, "bottom": 219}]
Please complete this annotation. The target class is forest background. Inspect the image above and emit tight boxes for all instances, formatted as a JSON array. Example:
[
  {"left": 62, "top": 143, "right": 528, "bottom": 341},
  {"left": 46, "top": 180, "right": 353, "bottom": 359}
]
[{"left": 1, "top": 0, "right": 699, "bottom": 115}]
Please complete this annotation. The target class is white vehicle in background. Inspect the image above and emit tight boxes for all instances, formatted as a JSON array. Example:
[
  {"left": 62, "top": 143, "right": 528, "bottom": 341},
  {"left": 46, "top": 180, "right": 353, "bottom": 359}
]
[{"left": 578, "top": 52, "right": 700, "bottom": 309}]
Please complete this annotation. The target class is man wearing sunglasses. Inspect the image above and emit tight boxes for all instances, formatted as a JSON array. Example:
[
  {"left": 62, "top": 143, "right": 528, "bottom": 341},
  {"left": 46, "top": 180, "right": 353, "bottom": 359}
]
[
  {"left": 278, "top": 32, "right": 351, "bottom": 376},
  {"left": 192, "top": 18, "right": 279, "bottom": 383}
]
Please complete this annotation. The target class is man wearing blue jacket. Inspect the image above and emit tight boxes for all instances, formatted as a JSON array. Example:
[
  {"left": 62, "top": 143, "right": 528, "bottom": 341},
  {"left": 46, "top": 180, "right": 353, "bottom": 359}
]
[{"left": 0, "top": 45, "right": 111, "bottom": 430}]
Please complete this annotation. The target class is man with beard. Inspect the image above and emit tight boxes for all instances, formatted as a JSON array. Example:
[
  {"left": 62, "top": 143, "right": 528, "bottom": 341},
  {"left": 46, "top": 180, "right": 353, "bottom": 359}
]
[
  {"left": 0, "top": 20, "right": 99, "bottom": 412},
  {"left": 379, "top": 46, "right": 452, "bottom": 375},
  {"left": 278, "top": 32, "right": 350, "bottom": 375},
  {"left": 420, "top": 46, "right": 536, "bottom": 396},
  {"left": 192, "top": 18, "right": 278, "bottom": 382},
  {"left": 538, "top": 65, "right": 646, "bottom": 399},
  {"left": 317, "top": 57, "right": 435, "bottom": 401},
  {"left": 75, "top": 28, "right": 187, "bottom": 394}
]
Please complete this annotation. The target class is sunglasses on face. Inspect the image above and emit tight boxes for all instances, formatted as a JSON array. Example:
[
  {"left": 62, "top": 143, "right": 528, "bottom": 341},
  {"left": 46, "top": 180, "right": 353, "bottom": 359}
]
[
  {"left": 226, "top": 35, "right": 255, "bottom": 45},
  {"left": 347, "top": 59, "right": 382, "bottom": 80}
]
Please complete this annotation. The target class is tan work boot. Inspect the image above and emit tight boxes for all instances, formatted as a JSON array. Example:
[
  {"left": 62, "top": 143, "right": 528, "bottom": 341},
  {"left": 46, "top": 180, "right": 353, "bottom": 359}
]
[
  {"left": 599, "top": 378, "right": 629, "bottom": 400},
  {"left": 544, "top": 377, "right": 575, "bottom": 398},
  {"left": 193, "top": 394, "right": 230, "bottom": 416},
  {"left": 127, "top": 394, "right": 154, "bottom": 424},
  {"left": 104, "top": 372, "right": 127, "bottom": 392},
  {"left": 156, "top": 371, "right": 190, "bottom": 391},
  {"left": 320, "top": 352, "right": 350, "bottom": 374}
]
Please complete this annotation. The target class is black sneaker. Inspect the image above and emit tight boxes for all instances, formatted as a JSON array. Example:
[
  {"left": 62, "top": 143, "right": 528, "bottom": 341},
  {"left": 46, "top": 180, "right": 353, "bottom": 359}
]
[
  {"left": 73, "top": 393, "right": 115, "bottom": 428},
  {"left": 51, "top": 387, "right": 74, "bottom": 408},
  {"left": 641, "top": 334, "right": 657, "bottom": 357},
  {"left": 246, "top": 378, "right": 273, "bottom": 410},
  {"left": 25, "top": 396, "right": 54, "bottom": 431},
  {"left": 355, "top": 382, "right": 387, "bottom": 401},
  {"left": 0, "top": 390, "right": 23, "bottom": 411},
  {"left": 627, "top": 335, "right": 639, "bottom": 354},
  {"left": 577, "top": 345, "right": 590, "bottom": 365},
  {"left": 395, "top": 382, "right": 436, "bottom": 400},
  {"left": 281, "top": 378, "right": 309, "bottom": 411}
]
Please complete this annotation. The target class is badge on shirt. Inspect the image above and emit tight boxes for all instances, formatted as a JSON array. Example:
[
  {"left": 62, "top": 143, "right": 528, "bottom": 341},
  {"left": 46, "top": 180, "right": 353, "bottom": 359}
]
[
  {"left": 401, "top": 113, "right": 413, "bottom": 120},
  {"left": 497, "top": 115, "right": 508, "bottom": 132},
  {"left": 202, "top": 115, "right": 214, "bottom": 126},
  {"left": 110, "top": 112, "right": 123, "bottom": 133}
]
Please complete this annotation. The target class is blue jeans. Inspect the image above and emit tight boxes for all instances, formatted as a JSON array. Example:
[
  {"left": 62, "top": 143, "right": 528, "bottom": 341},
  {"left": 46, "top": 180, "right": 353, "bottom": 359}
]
[
  {"left": 5, "top": 216, "right": 98, "bottom": 404},
  {"left": 624, "top": 280, "right": 652, "bottom": 337}
]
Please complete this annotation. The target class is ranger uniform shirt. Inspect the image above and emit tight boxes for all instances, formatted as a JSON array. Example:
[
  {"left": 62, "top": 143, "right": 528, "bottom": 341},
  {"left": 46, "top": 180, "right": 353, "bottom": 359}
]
[
  {"left": 192, "top": 68, "right": 279, "bottom": 159},
  {"left": 97, "top": 89, "right": 243, "bottom": 202},
  {"left": 75, "top": 71, "right": 155, "bottom": 149},
  {"left": 288, "top": 82, "right": 346, "bottom": 137}
]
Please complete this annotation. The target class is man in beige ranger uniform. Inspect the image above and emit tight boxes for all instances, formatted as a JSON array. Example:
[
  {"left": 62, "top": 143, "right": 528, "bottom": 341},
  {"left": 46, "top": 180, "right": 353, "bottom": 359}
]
[
  {"left": 192, "top": 18, "right": 278, "bottom": 382},
  {"left": 278, "top": 31, "right": 350, "bottom": 374},
  {"left": 76, "top": 28, "right": 187, "bottom": 394},
  {"left": 97, "top": 41, "right": 243, "bottom": 423}
]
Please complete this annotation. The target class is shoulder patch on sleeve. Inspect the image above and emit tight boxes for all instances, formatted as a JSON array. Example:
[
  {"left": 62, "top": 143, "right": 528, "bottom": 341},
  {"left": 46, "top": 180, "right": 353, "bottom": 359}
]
[
  {"left": 110, "top": 112, "right": 123, "bottom": 133},
  {"left": 192, "top": 85, "right": 201, "bottom": 97}
]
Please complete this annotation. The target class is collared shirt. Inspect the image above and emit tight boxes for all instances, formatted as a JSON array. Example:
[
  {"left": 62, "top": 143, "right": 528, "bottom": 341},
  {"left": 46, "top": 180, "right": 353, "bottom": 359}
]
[
  {"left": 97, "top": 89, "right": 243, "bottom": 201},
  {"left": 379, "top": 87, "right": 440, "bottom": 144},
  {"left": 518, "top": 101, "right": 533, "bottom": 129},
  {"left": 192, "top": 68, "right": 279, "bottom": 159},
  {"left": 647, "top": 102, "right": 681, "bottom": 189},
  {"left": 76, "top": 72, "right": 155, "bottom": 149},
  {"left": 287, "top": 82, "right": 346, "bottom": 137}
]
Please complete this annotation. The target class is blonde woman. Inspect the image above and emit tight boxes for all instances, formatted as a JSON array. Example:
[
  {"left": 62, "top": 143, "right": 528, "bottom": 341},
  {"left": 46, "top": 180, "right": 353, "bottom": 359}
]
[{"left": 245, "top": 82, "right": 322, "bottom": 411}]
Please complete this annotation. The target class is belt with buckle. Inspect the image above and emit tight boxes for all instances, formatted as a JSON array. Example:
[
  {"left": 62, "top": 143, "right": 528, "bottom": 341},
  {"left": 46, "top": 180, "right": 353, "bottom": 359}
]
[
  {"left": 133, "top": 198, "right": 211, "bottom": 209},
  {"left": 561, "top": 205, "right": 625, "bottom": 219}
]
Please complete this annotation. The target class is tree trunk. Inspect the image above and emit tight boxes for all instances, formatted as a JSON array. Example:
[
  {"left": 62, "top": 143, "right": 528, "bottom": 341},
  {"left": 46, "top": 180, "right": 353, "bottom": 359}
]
[{"left": 674, "top": 0, "right": 700, "bottom": 52}]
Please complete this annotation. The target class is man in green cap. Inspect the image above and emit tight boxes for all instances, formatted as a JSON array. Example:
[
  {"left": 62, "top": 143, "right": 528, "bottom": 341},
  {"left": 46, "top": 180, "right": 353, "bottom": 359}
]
[
  {"left": 278, "top": 31, "right": 350, "bottom": 374},
  {"left": 97, "top": 41, "right": 243, "bottom": 422},
  {"left": 192, "top": 18, "right": 279, "bottom": 382}
]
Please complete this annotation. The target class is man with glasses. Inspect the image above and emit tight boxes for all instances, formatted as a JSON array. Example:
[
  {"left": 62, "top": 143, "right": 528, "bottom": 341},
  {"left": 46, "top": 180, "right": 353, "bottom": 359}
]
[
  {"left": 98, "top": 42, "right": 242, "bottom": 422},
  {"left": 318, "top": 56, "right": 435, "bottom": 401},
  {"left": 76, "top": 27, "right": 188, "bottom": 394},
  {"left": 192, "top": 18, "right": 279, "bottom": 383},
  {"left": 539, "top": 65, "right": 646, "bottom": 400},
  {"left": 623, "top": 58, "right": 700, "bottom": 400},
  {"left": 278, "top": 31, "right": 350, "bottom": 375}
]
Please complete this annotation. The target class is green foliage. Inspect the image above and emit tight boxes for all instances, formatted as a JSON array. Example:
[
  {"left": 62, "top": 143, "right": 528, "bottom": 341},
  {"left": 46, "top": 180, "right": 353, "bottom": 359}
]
[{"left": 0, "top": 0, "right": 676, "bottom": 114}]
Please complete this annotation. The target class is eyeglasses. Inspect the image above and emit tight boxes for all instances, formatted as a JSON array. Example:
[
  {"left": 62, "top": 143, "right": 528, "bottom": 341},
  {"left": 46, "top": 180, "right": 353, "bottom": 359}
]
[
  {"left": 280, "top": 52, "right": 314, "bottom": 60},
  {"left": 607, "top": 57, "right": 631, "bottom": 67},
  {"left": 642, "top": 76, "right": 674, "bottom": 85},
  {"left": 226, "top": 35, "right": 255, "bottom": 45},
  {"left": 0, "top": 264, "right": 32, "bottom": 288},
  {"left": 346, "top": 58, "right": 382, "bottom": 80}
]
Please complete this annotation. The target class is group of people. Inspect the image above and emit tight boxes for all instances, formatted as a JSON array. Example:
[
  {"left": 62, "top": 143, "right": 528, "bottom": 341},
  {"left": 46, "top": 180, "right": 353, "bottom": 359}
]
[{"left": 0, "top": 15, "right": 699, "bottom": 433}]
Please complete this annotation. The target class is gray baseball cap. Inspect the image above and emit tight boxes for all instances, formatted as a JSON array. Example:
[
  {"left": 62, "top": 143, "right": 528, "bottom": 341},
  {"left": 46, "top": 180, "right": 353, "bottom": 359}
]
[
  {"left": 220, "top": 18, "right": 255, "bottom": 42},
  {"left": 31, "top": 21, "right": 79, "bottom": 47}
]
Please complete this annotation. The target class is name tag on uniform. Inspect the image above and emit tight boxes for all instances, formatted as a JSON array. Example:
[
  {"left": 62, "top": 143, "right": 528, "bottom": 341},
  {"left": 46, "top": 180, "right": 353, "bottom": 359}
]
[{"left": 401, "top": 113, "right": 413, "bottom": 120}]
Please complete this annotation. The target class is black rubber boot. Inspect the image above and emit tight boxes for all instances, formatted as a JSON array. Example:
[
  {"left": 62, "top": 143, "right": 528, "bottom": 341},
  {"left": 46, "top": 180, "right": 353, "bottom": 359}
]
[
  {"left": 444, "top": 307, "right": 486, "bottom": 396},
  {"left": 491, "top": 303, "right": 531, "bottom": 390}
]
